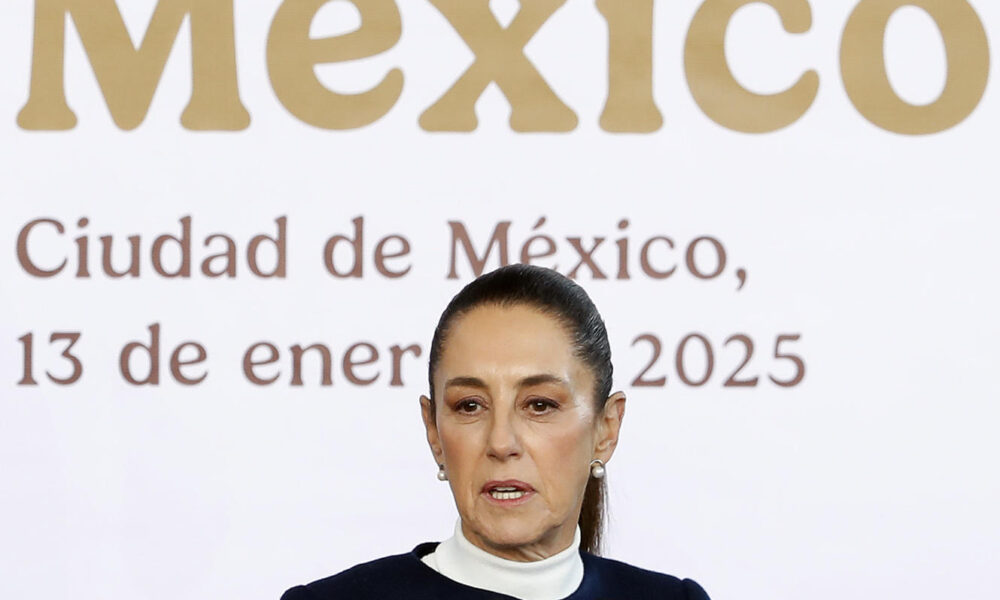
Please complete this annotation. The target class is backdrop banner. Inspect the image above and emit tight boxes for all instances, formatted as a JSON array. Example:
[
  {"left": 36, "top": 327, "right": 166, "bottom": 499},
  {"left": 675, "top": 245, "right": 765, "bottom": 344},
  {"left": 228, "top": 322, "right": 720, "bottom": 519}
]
[{"left": 1, "top": 1, "right": 997, "bottom": 599}]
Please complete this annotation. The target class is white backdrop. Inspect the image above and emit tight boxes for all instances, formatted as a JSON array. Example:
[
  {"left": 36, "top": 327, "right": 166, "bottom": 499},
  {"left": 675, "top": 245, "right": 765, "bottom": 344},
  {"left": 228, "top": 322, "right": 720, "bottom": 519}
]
[{"left": 1, "top": 1, "right": 998, "bottom": 599}]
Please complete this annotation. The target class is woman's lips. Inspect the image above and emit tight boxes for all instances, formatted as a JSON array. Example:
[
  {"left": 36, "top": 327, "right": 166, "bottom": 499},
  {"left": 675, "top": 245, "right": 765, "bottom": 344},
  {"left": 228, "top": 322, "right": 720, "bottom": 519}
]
[{"left": 482, "top": 480, "right": 535, "bottom": 506}]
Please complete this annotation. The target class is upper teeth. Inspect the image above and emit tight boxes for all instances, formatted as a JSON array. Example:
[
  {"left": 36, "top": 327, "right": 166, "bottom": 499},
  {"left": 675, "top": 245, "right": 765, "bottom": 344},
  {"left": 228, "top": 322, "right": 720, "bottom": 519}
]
[{"left": 489, "top": 486, "right": 527, "bottom": 500}]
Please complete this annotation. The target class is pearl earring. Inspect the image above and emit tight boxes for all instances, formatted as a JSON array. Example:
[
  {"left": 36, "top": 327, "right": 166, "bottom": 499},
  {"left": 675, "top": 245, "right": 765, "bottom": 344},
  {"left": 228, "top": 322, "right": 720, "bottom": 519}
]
[
  {"left": 590, "top": 459, "right": 606, "bottom": 479},
  {"left": 437, "top": 464, "right": 448, "bottom": 481}
]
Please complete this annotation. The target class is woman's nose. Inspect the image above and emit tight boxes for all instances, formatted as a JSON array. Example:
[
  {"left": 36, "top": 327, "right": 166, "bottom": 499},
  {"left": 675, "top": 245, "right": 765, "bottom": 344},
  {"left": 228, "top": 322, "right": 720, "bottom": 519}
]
[{"left": 485, "top": 410, "right": 522, "bottom": 460}]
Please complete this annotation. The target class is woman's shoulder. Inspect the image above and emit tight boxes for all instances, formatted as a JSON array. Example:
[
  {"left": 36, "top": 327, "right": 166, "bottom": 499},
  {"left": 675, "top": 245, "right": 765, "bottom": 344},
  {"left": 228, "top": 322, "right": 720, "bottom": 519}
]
[
  {"left": 580, "top": 553, "right": 711, "bottom": 600},
  {"left": 280, "top": 542, "right": 441, "bottom": 600},
  {"left": 280, "top": 544, "right": 711, "bottom": 600}
]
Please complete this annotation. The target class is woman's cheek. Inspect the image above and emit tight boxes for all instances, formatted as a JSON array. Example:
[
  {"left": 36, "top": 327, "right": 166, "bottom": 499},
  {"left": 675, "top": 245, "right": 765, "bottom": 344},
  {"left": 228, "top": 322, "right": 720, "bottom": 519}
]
[
  {"left": 551, "top": 421, "right": 592, "bottom": 460},
  {"left": 441, "top": 425, "right": 479, "bottom": 479},
  {"left": 534, "top": 428, "right": 589, "bottom": 486}
]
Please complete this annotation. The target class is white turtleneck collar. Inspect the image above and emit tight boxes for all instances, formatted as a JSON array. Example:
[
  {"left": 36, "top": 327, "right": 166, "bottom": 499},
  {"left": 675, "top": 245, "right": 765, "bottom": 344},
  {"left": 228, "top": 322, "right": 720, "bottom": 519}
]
[{"left": 419, "top": 518, "right": 584, "bottom": 600}]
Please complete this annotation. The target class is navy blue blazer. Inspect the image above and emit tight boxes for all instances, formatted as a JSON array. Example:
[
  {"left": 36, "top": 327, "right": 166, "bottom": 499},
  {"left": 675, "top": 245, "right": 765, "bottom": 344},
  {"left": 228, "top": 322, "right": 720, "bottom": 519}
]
[{"left": 281, "top": 541, "right": 710, "bottom": 599}]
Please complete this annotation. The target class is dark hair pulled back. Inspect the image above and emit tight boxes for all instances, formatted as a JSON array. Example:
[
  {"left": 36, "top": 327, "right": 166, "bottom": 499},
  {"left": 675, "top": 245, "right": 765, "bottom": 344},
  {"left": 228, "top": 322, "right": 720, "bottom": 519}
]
[{"left": 427, "top": 264, "right": 613, "bottom": 555}]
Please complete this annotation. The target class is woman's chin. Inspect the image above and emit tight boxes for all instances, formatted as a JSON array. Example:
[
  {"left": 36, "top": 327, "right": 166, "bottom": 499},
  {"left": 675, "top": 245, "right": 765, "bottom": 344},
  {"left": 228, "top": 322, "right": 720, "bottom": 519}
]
[{"left": 468, "top": 513, "right": 548, "bottom": 549}]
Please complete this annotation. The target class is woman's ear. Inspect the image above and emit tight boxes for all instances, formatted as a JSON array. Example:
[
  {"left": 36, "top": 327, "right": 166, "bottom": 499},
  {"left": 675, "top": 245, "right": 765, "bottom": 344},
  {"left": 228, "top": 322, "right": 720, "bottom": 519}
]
[
  {"left": 419, "top": 395, "right": 444, "bottom": 463},
  {"left": 593, "top": 391, "right": 626, "bottom": 463}
]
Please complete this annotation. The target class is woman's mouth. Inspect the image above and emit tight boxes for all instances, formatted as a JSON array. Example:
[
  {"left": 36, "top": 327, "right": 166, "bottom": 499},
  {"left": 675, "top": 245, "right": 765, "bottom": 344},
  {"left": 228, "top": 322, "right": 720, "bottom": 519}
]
[
  {"left": 490, "top": 487, "right": 527, "bottom": 500},
  {"left": 482, "top": 480, "right": 535, "bottom": 505}
]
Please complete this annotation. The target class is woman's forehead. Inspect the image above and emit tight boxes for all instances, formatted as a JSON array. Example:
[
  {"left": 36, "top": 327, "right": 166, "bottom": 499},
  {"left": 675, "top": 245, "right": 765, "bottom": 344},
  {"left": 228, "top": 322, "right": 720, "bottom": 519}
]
[{"left": 437, "top": 304, "right": 582, "bottom": 379}]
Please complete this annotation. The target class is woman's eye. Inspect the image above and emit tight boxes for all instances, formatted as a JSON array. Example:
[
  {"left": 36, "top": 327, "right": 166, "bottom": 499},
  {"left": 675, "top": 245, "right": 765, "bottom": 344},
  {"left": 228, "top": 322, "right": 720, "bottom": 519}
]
[
  {"left": 527, "top": 399, "right": 556, "bottom": 413},
  {"left": 457, "top": 399, "right": 481, "bottom": 413}
]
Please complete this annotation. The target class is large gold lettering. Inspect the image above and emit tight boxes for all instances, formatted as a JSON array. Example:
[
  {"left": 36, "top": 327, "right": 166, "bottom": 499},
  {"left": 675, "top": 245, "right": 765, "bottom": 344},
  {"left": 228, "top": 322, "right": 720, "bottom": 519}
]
[
  {"left": 268, "top": 0, "right": 403, "bottom": 129},
  {"left": 597, "top": 0, "right": 662, "bottom": 132},
  {"left": 18, "top": 0, "right": 248, "bottom": 130},
  {"left": 684, "top": 0, "right": 817, "bottom": 133},
  {"left": 841, "top": 0, "right": 989, "bottom": 135},
  {"left": 419, "top": 0, "right": 577, "bottom": 132}
]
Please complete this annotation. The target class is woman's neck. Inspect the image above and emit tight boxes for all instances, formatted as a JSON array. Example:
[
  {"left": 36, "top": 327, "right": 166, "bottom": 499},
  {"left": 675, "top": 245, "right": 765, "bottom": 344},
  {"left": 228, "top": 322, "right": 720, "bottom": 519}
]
[
  {"left": 460, "top": 520, "right": 577, "bottom": 562},
  {"left": 420, "top": 518, "right": 585, "bottom": 600}
]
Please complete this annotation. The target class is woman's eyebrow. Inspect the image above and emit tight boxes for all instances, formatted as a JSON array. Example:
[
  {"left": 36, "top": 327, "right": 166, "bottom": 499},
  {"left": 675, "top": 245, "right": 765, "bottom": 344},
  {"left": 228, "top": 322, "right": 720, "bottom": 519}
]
[
  {"left": 518, "top": 374, "right": 568, "bottom": 388},
  {"left": 444, "top": 374, "right": 567, "bottom": 389},
  {"left": 444, "top": 376, "right": 488, "bottom": 389}
]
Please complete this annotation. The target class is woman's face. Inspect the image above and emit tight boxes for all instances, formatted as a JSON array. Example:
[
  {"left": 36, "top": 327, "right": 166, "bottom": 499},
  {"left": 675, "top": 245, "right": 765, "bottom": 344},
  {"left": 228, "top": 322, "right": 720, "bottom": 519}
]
[{"left": 420, "top": 304, "right": 624, "bottom": 561}]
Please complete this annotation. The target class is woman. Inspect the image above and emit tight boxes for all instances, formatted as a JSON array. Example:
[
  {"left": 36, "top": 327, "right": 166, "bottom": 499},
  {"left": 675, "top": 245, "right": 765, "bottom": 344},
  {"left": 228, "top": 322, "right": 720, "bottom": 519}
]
[{"left": 281, "top": 264, "right": 710, "bottom": 600}]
